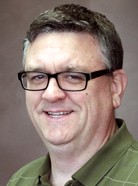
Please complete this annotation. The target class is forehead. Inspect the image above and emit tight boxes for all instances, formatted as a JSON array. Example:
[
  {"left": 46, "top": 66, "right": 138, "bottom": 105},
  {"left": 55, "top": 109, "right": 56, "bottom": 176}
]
[{"left": 25, "top": 32, "right": 104, "bottom": 71}]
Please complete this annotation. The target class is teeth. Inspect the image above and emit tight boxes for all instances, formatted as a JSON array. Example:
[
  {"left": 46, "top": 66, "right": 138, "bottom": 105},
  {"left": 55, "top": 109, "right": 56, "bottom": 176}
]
[{"left": 47, "top": 111, "right": 71, "bottom": 118}]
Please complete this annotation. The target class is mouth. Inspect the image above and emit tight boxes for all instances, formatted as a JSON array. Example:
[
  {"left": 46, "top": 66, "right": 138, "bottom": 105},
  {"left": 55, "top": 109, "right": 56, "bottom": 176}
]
[{"left": 45, "top": 111, "right": 73, "bottom": 118}]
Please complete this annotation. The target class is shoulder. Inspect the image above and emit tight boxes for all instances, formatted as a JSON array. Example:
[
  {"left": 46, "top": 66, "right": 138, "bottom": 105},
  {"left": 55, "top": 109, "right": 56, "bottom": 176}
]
[
  {"left": 120, "top": 139, "right": 138, "bottom": 169},
  {"left": 131, "top": 139, "right": 138, "bottom": 149},
  {"left": 102, "top": 140, "right": 138, "bottom": 185},
  {"left": 7, "top": 156, "right": 46, "bottom": 186},
  {"left": 128, "top": 140, "right": 138, "bottom": 158}
]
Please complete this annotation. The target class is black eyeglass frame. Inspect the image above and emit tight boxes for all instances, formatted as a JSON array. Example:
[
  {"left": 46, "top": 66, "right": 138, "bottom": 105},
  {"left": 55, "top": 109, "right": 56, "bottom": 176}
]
[{"left": 18, "top": 68, "right": 113, "bottom": 92}]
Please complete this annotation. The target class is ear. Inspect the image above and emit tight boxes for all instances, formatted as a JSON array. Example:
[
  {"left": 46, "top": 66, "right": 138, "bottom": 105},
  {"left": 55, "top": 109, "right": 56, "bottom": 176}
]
[{"left": 111, "top": 69, "right": 128, "bottom": 109}]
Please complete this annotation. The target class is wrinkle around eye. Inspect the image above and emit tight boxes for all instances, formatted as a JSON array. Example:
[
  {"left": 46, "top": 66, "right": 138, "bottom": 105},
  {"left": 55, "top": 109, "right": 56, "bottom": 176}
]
[{"left": 28, "top": 73, "right": 48, "bottom": 84}]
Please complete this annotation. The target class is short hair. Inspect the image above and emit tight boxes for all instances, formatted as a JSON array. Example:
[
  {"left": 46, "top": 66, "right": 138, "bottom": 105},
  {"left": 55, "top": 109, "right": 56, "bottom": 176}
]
[{"left": 23, "top": 4, "right": 123, "bottom": 70}]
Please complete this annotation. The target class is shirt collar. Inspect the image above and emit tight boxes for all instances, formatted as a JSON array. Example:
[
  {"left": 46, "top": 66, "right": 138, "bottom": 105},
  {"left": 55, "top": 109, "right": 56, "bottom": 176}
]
[
  {"left": 36, "top": 119, "right": 134, "bottom": 186},
  {"left": 72, "top": 119, "right": 134, "bottom": 186},
  {"left": 35, "top": 154, "right": 51, "bottom": 185}
]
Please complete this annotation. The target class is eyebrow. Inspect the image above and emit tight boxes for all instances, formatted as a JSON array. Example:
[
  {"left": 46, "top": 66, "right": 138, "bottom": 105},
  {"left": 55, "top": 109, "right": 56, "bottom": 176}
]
[
  {"left": 64, "top": 66, "right": 78, "bottom": 71},
  {"left": 25, "top": 66, "right": 45, "bottom": 72},
  {"left": 64, "top": 64, "right": 88, "bottom": 72},
  {"left": 25, "top": 64, "right": 87, "bottom": 73}
]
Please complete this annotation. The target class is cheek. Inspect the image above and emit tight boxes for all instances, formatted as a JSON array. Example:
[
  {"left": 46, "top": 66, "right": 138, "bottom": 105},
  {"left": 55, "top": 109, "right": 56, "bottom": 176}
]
[
  {"left": 85, "top": 92, "right": 89, "bottom": 96},
  {"left": 25, "top": 92, "right": 41, "bottom": 113},
  {"left": 84, "top": 84, "right": 113, "bottom": 113}
]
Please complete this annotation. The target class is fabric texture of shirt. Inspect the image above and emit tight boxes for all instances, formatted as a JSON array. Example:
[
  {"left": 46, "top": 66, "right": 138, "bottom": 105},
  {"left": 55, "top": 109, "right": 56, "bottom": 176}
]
[{"left": 7, "top": 119, "right": 138, "bottom": 186}]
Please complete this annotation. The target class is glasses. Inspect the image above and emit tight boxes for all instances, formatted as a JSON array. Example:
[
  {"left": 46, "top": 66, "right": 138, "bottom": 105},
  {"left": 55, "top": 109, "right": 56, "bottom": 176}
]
[{"left": 18, "top": 69, "right": 112, "bottom": 92}]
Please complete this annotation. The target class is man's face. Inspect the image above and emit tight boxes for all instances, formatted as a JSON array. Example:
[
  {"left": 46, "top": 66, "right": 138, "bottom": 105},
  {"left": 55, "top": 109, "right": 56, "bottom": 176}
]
[{"left": 25, "top": 32, "right": 116, "bottom": 149}]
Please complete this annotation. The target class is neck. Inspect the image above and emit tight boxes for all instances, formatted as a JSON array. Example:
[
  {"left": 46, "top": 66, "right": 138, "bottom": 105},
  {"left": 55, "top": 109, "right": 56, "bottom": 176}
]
[
  {"left": 46, "top": 119, "right": 118, "bottom": 186},
  {"left": 49, "top": 144, "right": 94, "bottom": 186}
]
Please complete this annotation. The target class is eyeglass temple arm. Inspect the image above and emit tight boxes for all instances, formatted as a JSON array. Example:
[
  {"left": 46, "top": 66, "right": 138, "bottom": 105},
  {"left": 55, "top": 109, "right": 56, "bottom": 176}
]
[{"left": 90, "top": 69, "right": 113, "bottom": 79}]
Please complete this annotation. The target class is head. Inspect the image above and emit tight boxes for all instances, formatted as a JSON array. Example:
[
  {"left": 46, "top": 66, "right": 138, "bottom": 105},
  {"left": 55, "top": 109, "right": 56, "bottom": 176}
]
[
  {"left": 20, "top": 4, "right": 127, "bottom": 151},
  {"left": 23, "top": 4, "right": 123, "bottom": 71}
]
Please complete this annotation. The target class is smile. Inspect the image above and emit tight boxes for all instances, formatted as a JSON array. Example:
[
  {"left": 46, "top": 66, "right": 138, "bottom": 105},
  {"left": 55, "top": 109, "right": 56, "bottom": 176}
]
[{"left": 46, "top": 111, "right": 72, "bottom": 118}]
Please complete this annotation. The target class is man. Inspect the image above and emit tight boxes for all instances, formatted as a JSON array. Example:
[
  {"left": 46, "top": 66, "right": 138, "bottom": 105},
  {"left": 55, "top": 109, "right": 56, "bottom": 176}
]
[{"left": 7, "top": 3, "right": 138, "bottom": 186}]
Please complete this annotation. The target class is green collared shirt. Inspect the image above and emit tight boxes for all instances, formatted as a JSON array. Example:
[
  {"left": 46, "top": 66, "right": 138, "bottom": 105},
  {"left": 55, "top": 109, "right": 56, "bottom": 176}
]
[{"left": 7, "top": 119, "right": 138, "bottom": 186}]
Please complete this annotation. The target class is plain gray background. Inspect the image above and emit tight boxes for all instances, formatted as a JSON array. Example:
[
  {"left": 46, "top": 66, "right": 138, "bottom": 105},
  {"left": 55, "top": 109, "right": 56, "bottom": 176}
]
[{"left": 0, "top": 0, "right": 138, "bottom": 185}]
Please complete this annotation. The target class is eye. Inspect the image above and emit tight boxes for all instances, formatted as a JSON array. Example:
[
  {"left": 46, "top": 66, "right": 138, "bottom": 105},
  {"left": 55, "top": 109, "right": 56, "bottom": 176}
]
[
  {"left": 27, "top": 72, "right": 47, "bottom": 84},
  {"left": 31, "top": 74, "right": 45, "bottom": 80},
  {"left": 63, "top": 72, "right": 86, "bottom": 83}
]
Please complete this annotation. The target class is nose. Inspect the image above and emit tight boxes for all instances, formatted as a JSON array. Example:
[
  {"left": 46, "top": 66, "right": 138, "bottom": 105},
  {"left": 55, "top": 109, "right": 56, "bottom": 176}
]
[{"left": 42, "top": 78, "right": 66, "bottom": 102}]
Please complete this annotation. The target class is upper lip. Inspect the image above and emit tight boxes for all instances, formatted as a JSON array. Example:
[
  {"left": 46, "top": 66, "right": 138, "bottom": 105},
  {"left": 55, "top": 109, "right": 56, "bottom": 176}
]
[{"left": 45, "top": 110, "right": 73, "bottom": 114}]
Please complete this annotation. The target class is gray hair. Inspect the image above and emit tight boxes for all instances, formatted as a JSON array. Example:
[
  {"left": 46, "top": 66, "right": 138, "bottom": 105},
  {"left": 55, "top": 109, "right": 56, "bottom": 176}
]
[{"left": 23, "top": 4, "right": 123, "bottom": 70}]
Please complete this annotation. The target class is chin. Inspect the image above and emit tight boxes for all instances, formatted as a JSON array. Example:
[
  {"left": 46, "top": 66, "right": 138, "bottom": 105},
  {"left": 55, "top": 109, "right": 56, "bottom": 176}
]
[{"left": 42, "top": 132, "right": 73, "bottom": 147}]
